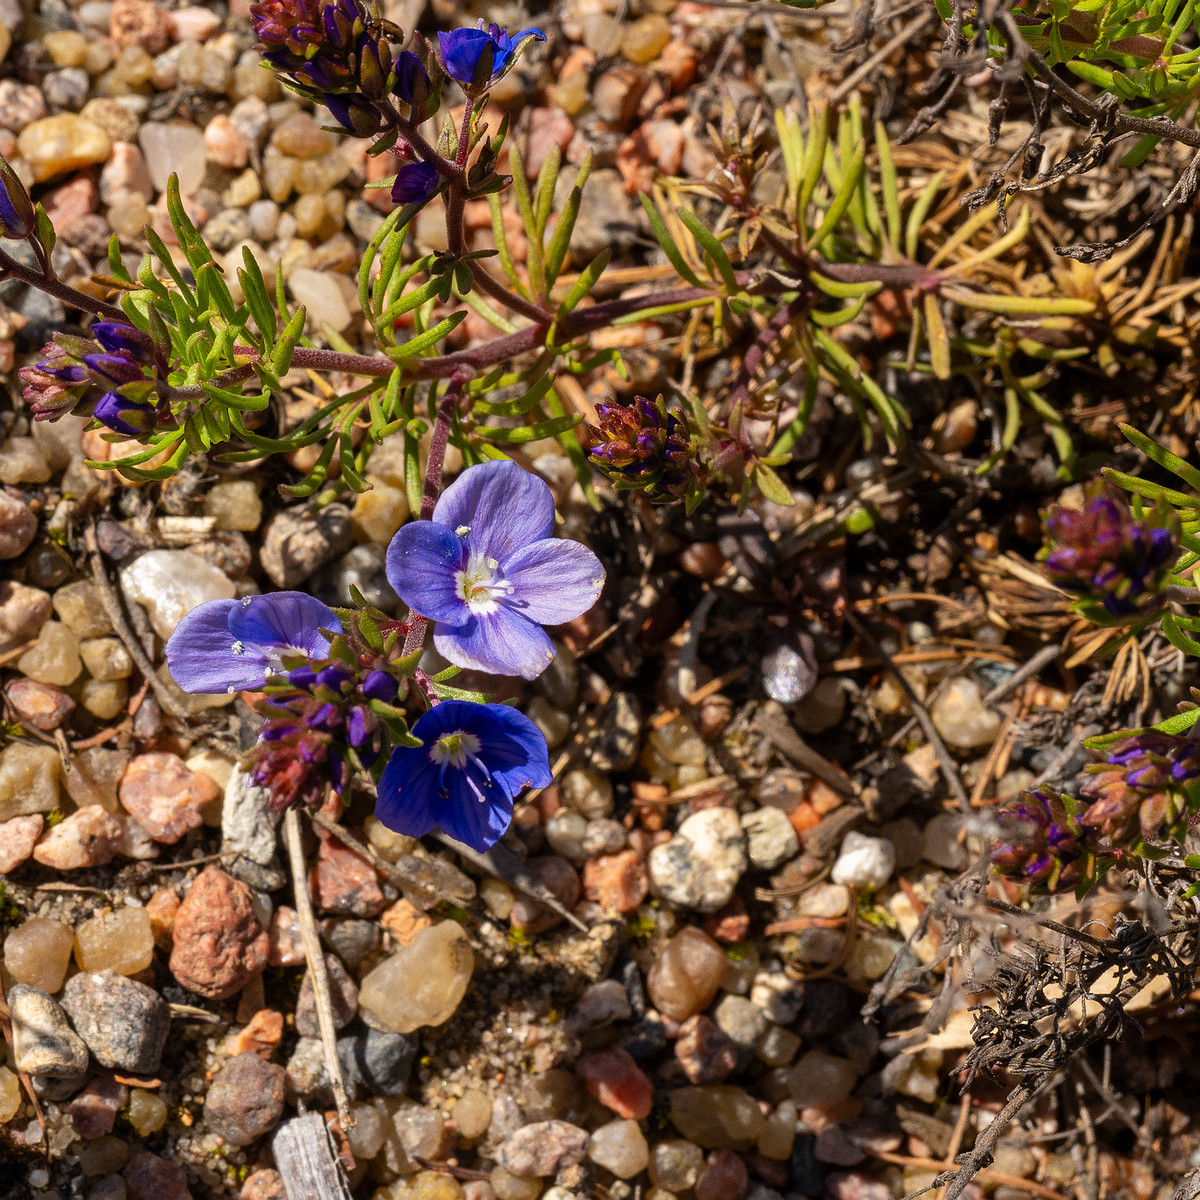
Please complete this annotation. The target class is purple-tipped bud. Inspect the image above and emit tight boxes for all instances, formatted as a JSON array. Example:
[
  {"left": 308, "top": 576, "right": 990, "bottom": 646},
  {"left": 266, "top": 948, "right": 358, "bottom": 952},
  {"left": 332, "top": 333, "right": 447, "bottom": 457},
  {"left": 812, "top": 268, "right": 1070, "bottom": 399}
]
[
  {"left": 92, "top": 392, "right": 159, "bottom": 437},
  {"left": 991, "top": 786, "right": 1087, "bottom": 893},
  {"left": 393, "top": 50, "right": 429, "bottom": 104},
  {"left": 324, "top": 93, "right": 384, "bottom": 137},
  {"left": 19, "top": 338, "right": 94, "bottom": 422},
  {"left": 362, "top": 669, "right": 398, "bottom": 703},
  {"left": 288, "top": 665, "right": 318, "bottom": 690},
  {"left": 346, "top": 705, "right": 370, "bottom": 747},
  {"left": 83, "top": 351, "right": 146, "bottom": 387},
  {"left": 91, "top": 322, "right": 152, "bottom": 361},
  {"left": 0, "top": 157, "right": 34, "bottom": 239},
  {"left": 1041, "top": 482, "right": 1178, "bottom": 618},
  {"left": 391, "top": 161, "right": 440, "bottom": 206},
  {"left": 1079, "top": 731, "right": 1200, "bottom": 843},
  {"left": 316, "top": 665, "right": 350, "bottom": 692},
  {"left": 587, "top": 394, "right": 697, "bottom": 501}
]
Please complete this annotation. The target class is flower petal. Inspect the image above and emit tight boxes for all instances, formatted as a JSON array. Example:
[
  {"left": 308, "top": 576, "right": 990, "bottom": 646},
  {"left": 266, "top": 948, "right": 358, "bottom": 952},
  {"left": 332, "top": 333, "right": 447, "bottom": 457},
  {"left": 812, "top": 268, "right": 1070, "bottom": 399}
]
[
  {"left": 229, "top": 592, "right": 342, "bottom": 664},
  {"left": 437, "top": 27, "right": 493, "bottom": 85},
  {"left": 432, "top": 459, "right": 555, "bottom": 565},
  {"left": 502, "top": 537, "right": 604, "bottom": 624},
  {"left": 434, "top": 606, "right": 555, "bottom": 680},
  {"left": 473, "top": 703, "right": 553, "bottom": 796},
  {"left": 375, "top": 748, "right": 442, "bottom": 840},
  {"left": 165, "top": 598, "right": 271, "bottom": 693},
  {"left": 385, "top": 520, "right": 468, "bottom": 624},
  {"left": 436, "top": 766, "right": 514, "bottom": 852}
]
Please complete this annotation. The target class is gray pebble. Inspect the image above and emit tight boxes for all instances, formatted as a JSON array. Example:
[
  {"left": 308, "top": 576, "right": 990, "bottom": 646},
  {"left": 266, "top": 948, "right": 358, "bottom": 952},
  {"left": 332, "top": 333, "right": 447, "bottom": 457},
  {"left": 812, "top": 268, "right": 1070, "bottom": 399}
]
[
  {"left": 60, "top": 970, "right": 171, "bottom": 1074},
  {"left": 336, "top": 1025, "right": 416, "bottom": 1098}
]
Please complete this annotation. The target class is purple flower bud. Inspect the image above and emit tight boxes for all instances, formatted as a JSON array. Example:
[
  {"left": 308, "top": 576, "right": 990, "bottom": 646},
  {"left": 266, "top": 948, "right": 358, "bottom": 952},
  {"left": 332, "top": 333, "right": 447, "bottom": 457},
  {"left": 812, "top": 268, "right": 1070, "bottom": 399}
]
[
  {"left": 362, "top": 669, "right": 398, "bottom": 702},
  {"left": 347, "top": 705, "right": 369, "bottom": 747},
  {"left": 316, "top": 665, "right": 350, "bottom": 692},
  {"left": 83, "top": 351, "right": 145, "bottom": 387},
  {"left": 587, "top": 394, "right": 696, "bottom": 501},
  {"left": 991, "top": 786, "right": 1087, "bottom": 893},
  {"left": 92, "top": 392, "right": 158, "bottom": 436},
  {"left": 1041, "top": 482, "right": 1178, "bottom": 618},
  {"left": 391, "top": 161, "right": 440, "bottom": 206},
  {"left": 0, "top": 157, "right": 34, "bottom": 240},
  {"left": 288, "top": 665, "right": 318, "bottom": 690},
  {"left": 393, "top": 50, "right": 429, "bottom": 104},
  {"left": 324, "top": 93, "right": 384, "bottom": 137},
  {"left": 91, "top": 322, "right": 152, "bottom": 361}
]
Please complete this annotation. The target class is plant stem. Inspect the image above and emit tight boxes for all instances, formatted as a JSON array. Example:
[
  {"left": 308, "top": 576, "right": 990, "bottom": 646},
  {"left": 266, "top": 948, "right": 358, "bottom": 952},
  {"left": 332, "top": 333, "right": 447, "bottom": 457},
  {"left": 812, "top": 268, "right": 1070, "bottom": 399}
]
[
  {"left": 0, "top": 248, "right": 127, "bottom": 322},
  {"left": 399, "top": 366, "right": 473, "bottom": 663}
]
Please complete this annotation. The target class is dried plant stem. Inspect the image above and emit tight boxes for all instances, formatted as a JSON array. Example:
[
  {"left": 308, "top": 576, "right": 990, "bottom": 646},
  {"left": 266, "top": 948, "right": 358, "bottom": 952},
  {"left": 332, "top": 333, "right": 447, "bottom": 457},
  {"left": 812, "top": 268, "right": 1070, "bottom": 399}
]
[
  {"left": 282, "top": 807, "right": 353, "bottom": 1133},
  {"left": 84, "top": 522, "right": 189, "bottom": 723},
  {"left": 843, "top": 609, "right": 970, "bottom": 813}
]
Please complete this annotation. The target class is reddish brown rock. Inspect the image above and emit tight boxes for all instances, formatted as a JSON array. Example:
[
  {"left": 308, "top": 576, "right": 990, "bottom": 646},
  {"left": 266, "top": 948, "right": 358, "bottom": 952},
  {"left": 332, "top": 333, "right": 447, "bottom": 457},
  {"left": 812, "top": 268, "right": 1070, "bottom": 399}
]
[
  {"left": 696, "top": 1149, "right": 748, "bottom": 1200},
  {"left": 379, "top": 897, "right": 433, "bottom": 946},
  {"left": 110, "top": 0, "right": 170, "bottom": 53},
  {"left": 169, "top": 867, "right": 269, "bottom": 1000},
  {"left": 123, "top": 1150, "right": 193, "bottom": 1200},
  {"left": 70, "top": 1076, "right": 129, "bottom": 1138},
  {"left": 240, "top": 1169, "right": 285, "bottom": 1200},
  {"left": 0, "top": 813, "right": 43, "bottom": 873},
  {"left": 675, "top": 1014, "right": 739, "bottom": 1085},
  {"left": 309, "top": 835, "right": 385, "bottom": 917},
  {"left": 4, "top": 678, "right": 74, "bottom": 730},
  {"left": 33, "top": 805, "right": 123, "bottom": 870},
  {"left": 579, "top": 1046, "right": 654, "bottom": 1120},
  {"left": 510, "top": 856, "right": 582, "bottom": 933},
  {"left": 119, "top": 753, "right": 218, "bottom": 843},
  {"left": 583, "top": 849, "right": 648, "bottom": 913},
  {"left": 704, "top": 897, "right": 750, "bottom": 944},
  {"left": 224, "top": 1009, "right": 283, "bottom": 1059}
]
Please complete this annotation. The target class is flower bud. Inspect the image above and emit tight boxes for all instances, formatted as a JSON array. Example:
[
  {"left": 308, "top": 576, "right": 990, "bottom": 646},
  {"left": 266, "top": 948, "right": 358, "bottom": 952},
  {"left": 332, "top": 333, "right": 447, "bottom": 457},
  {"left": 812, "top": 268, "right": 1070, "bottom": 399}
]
[
  {"left": 0, "top": 157, "right": 34, "bottom": 239},
  {"left": 587, "top": 395, "right": 698, "bottom": 501},
  {"left": 991, "top": 786, "right": 1087, "bottom": 893},
  {"left": 92, "top": 391, "right": 160, "bottom": 436}
]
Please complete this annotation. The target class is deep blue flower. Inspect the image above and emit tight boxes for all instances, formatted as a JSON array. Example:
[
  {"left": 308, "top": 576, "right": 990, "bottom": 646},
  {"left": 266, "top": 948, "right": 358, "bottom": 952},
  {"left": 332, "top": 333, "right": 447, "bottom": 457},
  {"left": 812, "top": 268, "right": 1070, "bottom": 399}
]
[
  {"left": 391, "top": 161, "right": 441, "bottom": 206},
  {"left": 166, "top": 592, "right": 342, "bottom": 695},
  {"left": 93, "top": 392, "right": 158, "bottom": 436},
  {"left": 437, "top": 22, "right": 545, "bottom": 91},
  {"left": 376, "top": 699, "right": 551, "bottom": 851},
  {"left": 386, "top": 459, "right": 604, "bottom": 680}
]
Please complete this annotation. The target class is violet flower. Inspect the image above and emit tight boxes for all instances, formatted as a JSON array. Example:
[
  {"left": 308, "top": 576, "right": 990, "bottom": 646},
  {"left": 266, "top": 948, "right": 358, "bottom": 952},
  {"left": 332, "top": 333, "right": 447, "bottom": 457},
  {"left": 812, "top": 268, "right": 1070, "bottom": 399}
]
[
  {"left": 385, "top": 459, "right": 604, "bottom": 679},
  {"left": 437, "top": 23, "right": 544, "bottom": 91},
  {"left": 376, "top": 699, "right": 551, "bottom": 851},
  {"left": 991, "top": 786, "right": 1087, "bottom": 894},
  {"left": 391, "top": 161, "right": 441, "bottom": 206},
  {"left": 166, "top": 592, "right": 342, "bottom": 695}
]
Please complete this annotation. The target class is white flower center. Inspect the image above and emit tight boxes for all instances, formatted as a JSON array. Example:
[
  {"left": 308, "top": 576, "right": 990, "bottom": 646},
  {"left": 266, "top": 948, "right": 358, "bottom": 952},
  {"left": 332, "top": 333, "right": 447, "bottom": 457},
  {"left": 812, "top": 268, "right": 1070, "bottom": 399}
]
[
  {"left": 429, "top": 730, "right": 482, "bottom": 770},
  {"left": 454, "top": 551, "right": 514, "bottom": 615}
]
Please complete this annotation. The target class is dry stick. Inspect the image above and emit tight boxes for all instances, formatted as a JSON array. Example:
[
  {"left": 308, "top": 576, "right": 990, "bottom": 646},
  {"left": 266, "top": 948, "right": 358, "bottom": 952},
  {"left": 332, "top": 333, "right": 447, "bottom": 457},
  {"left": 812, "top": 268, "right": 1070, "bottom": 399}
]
[
  {"left": 83, "top": 522, "right": 189, "bottom": 723},
  {"left": 282, "top": 807, "right": 354, "bottom": 1134},
  {"left": 983, "top": 641, "right": 1061, "bottom": 707},
  {"left": 757, "top": 712, "right": 859, "bottom": 798},
  {"left": 828, "top": 9, "right": 937, "bottom": 104},
  {"left": 432, "top": 833, "right": 589, "bottom": 934},
  {"left": 843, "top": 609, "right": 971, "bottom": 814}
]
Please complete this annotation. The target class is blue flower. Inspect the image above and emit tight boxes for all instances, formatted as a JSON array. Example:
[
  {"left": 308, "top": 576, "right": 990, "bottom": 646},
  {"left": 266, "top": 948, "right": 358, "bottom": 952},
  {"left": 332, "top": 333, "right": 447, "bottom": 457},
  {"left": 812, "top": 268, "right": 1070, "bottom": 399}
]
[
  {"left": 376, "top": 699, "right": 550, "bottom": 851},
  {"left": 437, "top": 22, "right": 544, "bottom": 91},
  {"left": 92, "top": 392, "right": 159, "bottom": 436},
  {"left": 391, "top": 161, "right": 441, "bottom": 206},
  {"left": 385, "top": 459, "right": 605, "bottom": 680},
  {"left": 165, "top": 592, "right": 342, "bottom": 695}
]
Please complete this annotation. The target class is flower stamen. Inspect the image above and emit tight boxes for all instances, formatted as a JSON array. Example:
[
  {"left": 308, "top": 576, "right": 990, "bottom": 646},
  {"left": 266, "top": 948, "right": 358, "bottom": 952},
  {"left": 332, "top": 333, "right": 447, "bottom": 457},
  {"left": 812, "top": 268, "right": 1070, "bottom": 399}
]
[{"left": 454, "top": 551, "right": 514, "bottom": 615}]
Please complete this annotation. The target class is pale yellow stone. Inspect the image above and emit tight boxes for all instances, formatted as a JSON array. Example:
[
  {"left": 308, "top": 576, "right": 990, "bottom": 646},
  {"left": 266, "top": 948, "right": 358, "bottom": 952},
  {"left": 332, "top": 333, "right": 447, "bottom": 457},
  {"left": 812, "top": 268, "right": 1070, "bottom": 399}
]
[
  {"left": 53, "top": 581, "right": 113, "bottom": 638},
  {"left": 4, "top": 918, "right": 75, "bottom": 993},
  {"left": 0, "top": 1067, "right": 19, "bottom": 1123},
  {"left": 204, "top": 479, "right": 263, "bottom": 531},
  {"left": 80, "top": 636, "right": 133, "bottom": 681},
  {"left": 352, "top": 481, "right": 410, "bottom": 545},
  {"left": 359, "top": 921, "right": 473, "bottom": 1034},
  {"left": 17, "top": 621, "right": 82, "bottom": 686},
  {"left": 18, "top": 114, "right": 112, "bottom": 183},
  {"left": 82, "top": 678, "right": 128, "bottom": 719},
  {"left": 43, "top": 30, "right": 88, "bottom": 68},
  {"left": 0, "top": 741, "right": 62, "bottom": 819},
  {"left": 75, "top": 906, "right": 154, "bottom": 975},
  {"left": 128, "top": 1087, "right": 168, "bottom": 1134}
]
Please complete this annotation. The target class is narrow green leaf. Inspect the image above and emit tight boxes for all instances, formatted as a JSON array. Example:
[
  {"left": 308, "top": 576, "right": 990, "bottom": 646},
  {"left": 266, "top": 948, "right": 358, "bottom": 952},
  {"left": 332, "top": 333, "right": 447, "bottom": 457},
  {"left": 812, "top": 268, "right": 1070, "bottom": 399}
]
[
  {"left": 809, "top": 142, "right": 866, "bottom": 248},
  {"left": 474, "top": 412, "right": 582, "bottom": 442},
  {"left": 533, "top": 144, "right": 560, "bottom": 240},
  {"left": 638, "top": 194, "right": 705, "bottom": 289},
  {"left": 556, "top": 249, "right": 610, "bottom": 318},
  {"left": 679, "top": 210, "right": 739, "bottom": 294},
  {"left": 509, "top": 144, "right": 544, "bottom": 297},
  {"left": 387, "top": 311, "right": 468, "bottom": 360},
  {"left": 1118, "top": 421, "right": 1200, "bottom": 491}
]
